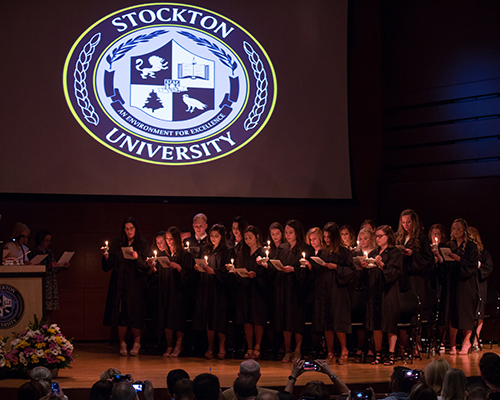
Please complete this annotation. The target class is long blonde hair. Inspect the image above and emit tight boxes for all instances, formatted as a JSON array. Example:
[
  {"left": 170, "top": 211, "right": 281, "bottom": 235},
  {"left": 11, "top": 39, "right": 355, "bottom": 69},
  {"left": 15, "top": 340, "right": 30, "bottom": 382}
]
[
  {"left": 396, "top": 209, "right": 422, "bottom": 251},
  {"left": 469, "top": 227, "right": 483, "bottom": 253},
  {"left": 424, "top": 359, "right": 451, "bottom": 395}
]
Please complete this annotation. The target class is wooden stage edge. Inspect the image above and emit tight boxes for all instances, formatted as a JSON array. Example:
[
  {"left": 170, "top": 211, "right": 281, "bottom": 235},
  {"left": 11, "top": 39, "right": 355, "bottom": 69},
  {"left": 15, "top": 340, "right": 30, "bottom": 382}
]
[{"left": 1, "top": 342, "right": 498, "bottom": 399}]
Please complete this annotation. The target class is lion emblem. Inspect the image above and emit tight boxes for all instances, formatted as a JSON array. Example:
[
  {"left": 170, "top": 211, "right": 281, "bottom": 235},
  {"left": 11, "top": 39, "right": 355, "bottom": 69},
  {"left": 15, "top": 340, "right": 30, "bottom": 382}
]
[{"left": 135, "top": 55, "right": 169, "bottom": 79}]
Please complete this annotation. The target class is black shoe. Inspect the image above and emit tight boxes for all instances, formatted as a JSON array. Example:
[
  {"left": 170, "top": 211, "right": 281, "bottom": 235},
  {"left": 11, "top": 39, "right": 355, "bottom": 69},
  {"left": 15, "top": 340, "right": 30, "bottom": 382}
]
[
  {"left": 384, "top": 352, "right": 395, "bottom": 366},
  {"left": 371, "top": 351, "right": 382, "bottom": 365}
]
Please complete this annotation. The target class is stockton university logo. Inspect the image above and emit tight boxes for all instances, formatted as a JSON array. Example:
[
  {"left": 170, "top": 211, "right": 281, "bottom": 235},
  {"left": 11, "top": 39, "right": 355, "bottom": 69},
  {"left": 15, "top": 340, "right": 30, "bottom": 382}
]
[
  {"left": 63, "top": 3, "right": 277, "bottom": 165},
  {"left": 0, "top": 284, "right": 24, "bottom": 329}
]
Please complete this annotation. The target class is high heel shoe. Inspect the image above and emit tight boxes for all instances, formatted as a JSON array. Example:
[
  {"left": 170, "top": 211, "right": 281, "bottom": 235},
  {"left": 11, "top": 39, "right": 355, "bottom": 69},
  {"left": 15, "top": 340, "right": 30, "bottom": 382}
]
[
  {"left": 163, "top": 347, "right": 173, "bottom": 357},
  {"left": 171, "top": 345, "right": 182, "bottom": 358},
  {"left": 371, "top": 351, "right": 382, "bottom": 365},
  {"left": 244, "top": 349, "right": 254, "bottom": 359},
  {"left": 337, "top": 353, "right": 348, "bottom": 365},
  {"left": 458, "top": 344, "right": 471, "bottom": 355},
  {"left": 252, "top": 348, "right": 261, "bottom": 360},
  {"left": 205, "top": 350, "right": 214, "bottom": 359},
  {"left": 119, "top": 342, "right": 128, "bottom": 356},
  {"left": 327, "top": 353, "right": 336, "bottom": 364},
  {"left": 130, "top": 342, "right": 141, "bottom": 356},
  {"left": 281, "top": 352, "right": 293, "bottom": 363},
  {"left": 217, "top": 351, "right": 226, "bottom": 360},
  {"left": 384, "top": 352, "right": 395, "bottom": 366}
]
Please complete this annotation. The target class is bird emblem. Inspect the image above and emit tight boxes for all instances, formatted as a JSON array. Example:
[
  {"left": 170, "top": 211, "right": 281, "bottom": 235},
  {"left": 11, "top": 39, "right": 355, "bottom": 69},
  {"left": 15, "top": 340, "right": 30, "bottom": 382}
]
[{"left": 182, "top": 94, "right": 207, "bottom": 113}]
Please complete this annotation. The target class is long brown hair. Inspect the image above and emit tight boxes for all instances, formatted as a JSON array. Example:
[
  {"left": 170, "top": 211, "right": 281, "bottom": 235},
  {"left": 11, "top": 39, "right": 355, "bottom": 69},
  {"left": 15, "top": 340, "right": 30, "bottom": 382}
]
[
  {"left": 396, "top": 209, "right": 422, "bottom": 251},
  {"left": 428, "top": 223, "right": 447, "bottom": 244},
  {"left": 324, "top": 222, "right": 343, "bottom": 254},
  {"left": 166, "top": 226, "right": 183, "bottom": 256},
  {"left": 469, "top": 226, "right": 483, "bottom": 253},
  {"left": 268, "top": 222, "right": 286, "bottom": 249}
]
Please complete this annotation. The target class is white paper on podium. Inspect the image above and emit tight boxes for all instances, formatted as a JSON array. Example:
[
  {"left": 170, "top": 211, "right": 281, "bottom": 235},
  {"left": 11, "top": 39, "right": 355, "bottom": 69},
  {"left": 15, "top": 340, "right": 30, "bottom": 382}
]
[{"left": 30, "top": 254, "right": 48, "bottom": 265}]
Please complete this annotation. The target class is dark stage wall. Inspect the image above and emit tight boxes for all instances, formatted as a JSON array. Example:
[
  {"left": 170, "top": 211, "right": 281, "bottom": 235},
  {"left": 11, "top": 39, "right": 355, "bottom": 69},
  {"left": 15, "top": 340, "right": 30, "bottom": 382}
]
[{"left": 1, "top": 1, "right": 500, "bottom": 340}]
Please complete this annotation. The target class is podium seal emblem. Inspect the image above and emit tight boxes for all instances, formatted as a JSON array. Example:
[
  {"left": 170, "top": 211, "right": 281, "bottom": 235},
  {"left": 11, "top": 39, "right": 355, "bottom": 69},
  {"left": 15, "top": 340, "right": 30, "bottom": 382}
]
[{"left": 0, "top": 284, "right": 24, "bottom": 329}]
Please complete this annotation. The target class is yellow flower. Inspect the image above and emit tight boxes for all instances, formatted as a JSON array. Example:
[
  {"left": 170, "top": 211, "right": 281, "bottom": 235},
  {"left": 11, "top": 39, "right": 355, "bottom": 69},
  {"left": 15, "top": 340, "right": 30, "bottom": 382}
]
[
  {"left": 47, "top": 328, "right": 56, "bottom": 334},
  {"left": 31, "top": 355, "right": 39, "bottom": 363},
  {"left": 5, "top": 360, "right": 11, "bottom": 368},
  {"left": 57, "top": 356, "right": 65, "bottom": 362},
  {"left": 55, "top": 337, "right": 64, "bottom": 345},
  {"left": 16, "top": 340, "right": 29, "bottom": 349},
  {"left": 35, "top": 343, "right": 46, "bottom": 349}
]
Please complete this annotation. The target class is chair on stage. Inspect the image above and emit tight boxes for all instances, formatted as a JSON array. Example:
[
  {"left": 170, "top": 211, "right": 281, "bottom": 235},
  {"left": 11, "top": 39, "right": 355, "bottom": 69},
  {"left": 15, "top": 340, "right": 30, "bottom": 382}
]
[
  {"left": 418, "top": 287, "right": 439, "bottom": 358},
  {"left": 398, "top": 290, "right": 421, "bottom": 363},
  {"left": 480, "top": 286, "right": 500, "bottom": 349}
]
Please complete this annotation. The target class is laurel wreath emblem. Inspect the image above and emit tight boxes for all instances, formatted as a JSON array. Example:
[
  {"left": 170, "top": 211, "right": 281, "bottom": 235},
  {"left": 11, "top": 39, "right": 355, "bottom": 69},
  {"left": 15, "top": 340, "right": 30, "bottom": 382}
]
[
  {"left": 177, "top": 31, "right": 237, "bottom": 74},
  {"left": 73, "top": 33, "right": 101, "bottom": 126},
  {"left": 106, "top": 30, "right": 169, "bottom": 67},
  {"left": 243, "top": 41, "right": 268, "bottom": 131}
]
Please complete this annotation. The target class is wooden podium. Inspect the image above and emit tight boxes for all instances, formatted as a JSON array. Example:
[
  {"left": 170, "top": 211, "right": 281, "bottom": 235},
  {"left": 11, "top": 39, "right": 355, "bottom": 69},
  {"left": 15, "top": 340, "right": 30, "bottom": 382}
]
[{"left": 0, "top": 265, "right": 46, "bottom": 336}]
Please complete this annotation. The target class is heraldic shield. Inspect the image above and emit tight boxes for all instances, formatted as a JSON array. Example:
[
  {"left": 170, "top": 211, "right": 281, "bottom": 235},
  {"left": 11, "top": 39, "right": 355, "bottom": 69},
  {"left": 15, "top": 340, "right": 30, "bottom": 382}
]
[{"left": 130, "top": 40, "right": 215, "bottom": 122}]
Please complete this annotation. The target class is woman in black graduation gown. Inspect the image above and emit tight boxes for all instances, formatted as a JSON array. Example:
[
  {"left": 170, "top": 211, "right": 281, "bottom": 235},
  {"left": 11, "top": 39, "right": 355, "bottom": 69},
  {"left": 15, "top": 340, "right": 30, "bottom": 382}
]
[
  {"left": 159, "top": 226, "right": 195, "bottom": 357},
  {"left": 445, "top": 219, "right": 479, "bottom": 355},
  {"left": 229, "top": 216, "right": 248, "bottom": 256},
  {"left": 307, "top": 222, "right": 354, "bottom": 365},
  {"left": 192, "top": 223, "right": 233, "bottom": 359},
  {"left": 395, "top": 209, "right": 433, "bottom": 354},
  {"left": 102, "top": 217, "right": 153, "bottom": 356},
  {"left": 233, "top": 225, "right": 268, "bottom": 360},
  {"left": 267, "top": 222, "right": 286, "bottom": 258},
  {"left": 362, "top": 225, "right": 403, "bottom": 366},
  {"left": 396, "top": 209, "right": 433, "bottom": 300},
  {"left": 469, "top": 226, "right": 493, "bottom": 350},
  {"left": 270, "top": 219, "right": 311, "bottom": 362}
]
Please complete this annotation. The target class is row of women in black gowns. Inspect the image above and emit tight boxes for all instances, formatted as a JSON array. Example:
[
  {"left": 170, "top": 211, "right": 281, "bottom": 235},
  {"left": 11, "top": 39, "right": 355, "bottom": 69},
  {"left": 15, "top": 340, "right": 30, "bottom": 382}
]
[{"left": 101, "top": 213, "right": 491, "bottom": 361}]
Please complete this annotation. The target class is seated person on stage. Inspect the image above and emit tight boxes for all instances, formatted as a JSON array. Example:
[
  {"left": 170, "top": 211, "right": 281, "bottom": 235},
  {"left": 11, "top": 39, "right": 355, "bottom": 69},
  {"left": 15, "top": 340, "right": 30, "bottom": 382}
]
[
  {"left": 222, "top": 359, "right": 278, "bottom": 400},
  {"left": 479, "top": 353, "right": 500, "bottom": 391},
  {"left": 234, "top": 376, "right": 258, "bottom": 400},
  {"left": 174, "top": 379, "right": 195, "bottom": 400},
  {"left": 193, "top": 373, "right": 221, "bottom": 400},
  {"left": 382, "top": 367, "right": 421, "bottom": 400},
  {"left": 183, "top": 213, "right": 208, "bottom": 257},
  {"left": 167, "top": 369, "right": 191, "bottom": 400}
]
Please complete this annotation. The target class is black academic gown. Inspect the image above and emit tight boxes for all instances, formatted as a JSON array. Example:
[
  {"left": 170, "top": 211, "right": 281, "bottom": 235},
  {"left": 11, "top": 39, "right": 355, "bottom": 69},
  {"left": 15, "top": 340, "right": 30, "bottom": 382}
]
[
  {"left": 365, "top": 246, "right": 403, "bottom": 334},
  {"left": 310, "top": 246, "right": 355, "bottom": 333},
  {"left": 445, "top": 240, "right": 479, "bottom": 330},
  {"left": 234, "top": 247, "right": 269, "bottom": 326},
  {"left": 192, "top": 247, "right": 233, "bottom": 334},
  {"left": 158, "top": 249, "right": 195, "bottom": 331},
  {"left": 102, "top": 237, "right": 152, "bottom": 329},
  {"left": 399, "top": 233, "right": 433, "bottom": 304},
  {"left": 268, "top": 242, "right": 311, "bottom": 334}
]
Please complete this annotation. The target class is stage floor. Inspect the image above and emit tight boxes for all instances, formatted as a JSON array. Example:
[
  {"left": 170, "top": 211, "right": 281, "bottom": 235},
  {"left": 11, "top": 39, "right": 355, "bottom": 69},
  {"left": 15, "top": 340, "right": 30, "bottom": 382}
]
[{"left": 0, "top": 342, "right": 496, "bottom": 397}]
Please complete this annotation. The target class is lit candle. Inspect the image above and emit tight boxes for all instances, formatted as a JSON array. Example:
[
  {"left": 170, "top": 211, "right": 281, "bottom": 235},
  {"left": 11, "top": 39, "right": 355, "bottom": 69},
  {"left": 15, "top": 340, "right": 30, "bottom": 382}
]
[
  {"left": 154, "top": 250, "right": 157, "bottom": 258},
  {"left": 357, "top": 240, "right": 359, "bottom": 247},
  {"left": 204, "top": 256, "right": 208, "bottom": 264},
  {"left": 231, "top": 258, "right": 234, "bottom": 265},
  {"left": 434, "top": 237, "right": 438, "bottom": 244},
  {"left": 302, "top": 252, "right": 306, "bottom": 259},
  {"left": 364, "top": 251, "right": 368, "bottom": 258},
  {"left": 105, "top": 241, "right": 108, "bottom": 247},
  {"left": 186, "top": 241, "right": 190, "bottom": 248},
  {"left": 266, "top": 250, "right": 269, "bottom": 258},
  {"left": 267, "top": 240, "right": 270, "bottom": 247}
]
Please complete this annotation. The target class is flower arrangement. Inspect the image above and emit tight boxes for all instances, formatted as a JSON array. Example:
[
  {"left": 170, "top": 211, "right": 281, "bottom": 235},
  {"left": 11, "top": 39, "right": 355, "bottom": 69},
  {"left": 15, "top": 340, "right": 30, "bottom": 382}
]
[
  {"left": 3, "top": 315, "right": 76, "bottom": 372},
  {"left": 0, "top": 336, "right": 8, "bottom": 368}
]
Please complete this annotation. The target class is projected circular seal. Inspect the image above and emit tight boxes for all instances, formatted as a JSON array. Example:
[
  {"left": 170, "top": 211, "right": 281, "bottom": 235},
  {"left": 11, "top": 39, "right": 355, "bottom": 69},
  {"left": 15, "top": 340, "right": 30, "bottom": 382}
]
[
  {"left": 0, "top": 284, "right": 25, "bottom": 329},
  {"left": 63, "top": 3, "right": 277, "bottom": 165}
]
